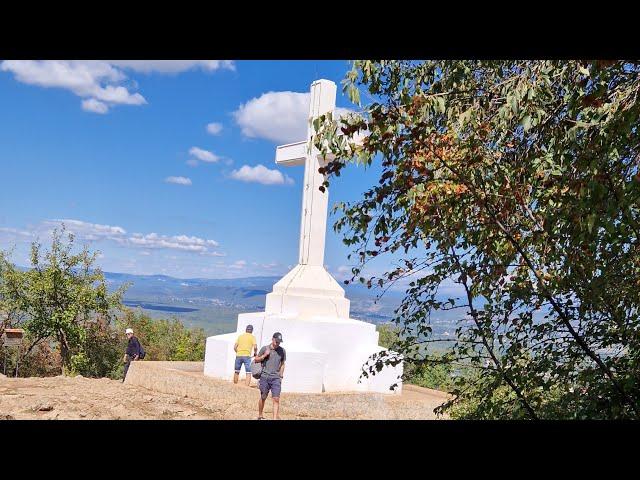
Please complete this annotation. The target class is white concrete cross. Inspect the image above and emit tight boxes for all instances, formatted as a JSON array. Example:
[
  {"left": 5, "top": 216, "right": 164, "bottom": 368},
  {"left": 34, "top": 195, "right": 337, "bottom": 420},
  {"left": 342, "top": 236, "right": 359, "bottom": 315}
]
[{"left": 275, "top": 79, "right": 337, "bottom": 267}]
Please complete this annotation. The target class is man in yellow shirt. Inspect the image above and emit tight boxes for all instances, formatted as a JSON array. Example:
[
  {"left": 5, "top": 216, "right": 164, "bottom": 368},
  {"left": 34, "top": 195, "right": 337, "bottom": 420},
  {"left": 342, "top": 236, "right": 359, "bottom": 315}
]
[{"left": 234, "top": 324, "right": 257, "bottom": 386}]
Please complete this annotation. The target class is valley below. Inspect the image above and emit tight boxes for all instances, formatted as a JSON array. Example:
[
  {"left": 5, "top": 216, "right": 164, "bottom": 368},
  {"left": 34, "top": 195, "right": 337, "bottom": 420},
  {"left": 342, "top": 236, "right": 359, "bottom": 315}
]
[{"left": 107, "top": 272, "right": 464, "bottom": 338}]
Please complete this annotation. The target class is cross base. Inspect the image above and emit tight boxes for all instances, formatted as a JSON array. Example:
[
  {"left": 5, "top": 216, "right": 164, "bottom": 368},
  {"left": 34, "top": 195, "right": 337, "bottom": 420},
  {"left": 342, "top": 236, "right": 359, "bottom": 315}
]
[
  {"left": 265, "top": 264, "right": 350, "bottom": 319},
  {"left": 204, "top": 312, "right": 403, "bottom": 394}
]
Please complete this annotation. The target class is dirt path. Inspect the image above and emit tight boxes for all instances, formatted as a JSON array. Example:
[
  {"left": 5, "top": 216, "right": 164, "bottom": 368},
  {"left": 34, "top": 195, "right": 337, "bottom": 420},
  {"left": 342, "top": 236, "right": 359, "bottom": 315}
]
[
  {"left": 0, "top": 375, "right": 227, "bottom": 420},
  {"left": 0, "top": 373, "right": 449, "bottom": 420}
]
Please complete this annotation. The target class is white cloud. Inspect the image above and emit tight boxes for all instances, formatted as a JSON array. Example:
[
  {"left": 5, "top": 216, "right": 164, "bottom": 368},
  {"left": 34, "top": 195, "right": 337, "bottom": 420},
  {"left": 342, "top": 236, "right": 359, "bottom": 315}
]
[
  {"left": 109, "top": 60, "right": 235, "bottom": 74},
  {"left": 229, "top": 260, "right": 247, "bottom": 269},
  {"left": 233, "top": 91, "right": 353, "bottom": 144},
  {"left": 48, "top": 219, "right": 126, "bottom": 238},
  {"left": 81, "top": 98, "right": 108, "bottom": 114},
  {"left": 92, "top": 85, "right": 145, "bottom": 105},
  {"left": 0, "top": 60, "right": 232, "bottom": 114},
  {"left": 200, "top": 251, "right": 226, "bottom": 257},
  {"left": 1, "top": 220, "right": 229, "bottom": 277},
  {"left": 0, "top": 60, "right": 124, "bottom": 90},
  {"left": 129, "top": 233, "right": 219, "bottom": 252},
  {"left": 189, "top": 146, "right": 219, "bottom": 163},
  {"left": 42, "top": 219, "right": 222, "bottom": 256},
  {"left": 206, "top": 122, "right": 223, "bottom": 135},
  {"left": 0, "top": 61, "right": 146, "bottom": 113},
  {"left": 165, "top": 176, "right": 192, "bottom": 186},
  {"left": 234, "top": 91, "right": 307, "bottom": 144},
  {"left": 0, "top": 227, "right": 33, "bottom": 237},
  {"left": 230, "top": 164, "right": 293, "bottom": 186}
]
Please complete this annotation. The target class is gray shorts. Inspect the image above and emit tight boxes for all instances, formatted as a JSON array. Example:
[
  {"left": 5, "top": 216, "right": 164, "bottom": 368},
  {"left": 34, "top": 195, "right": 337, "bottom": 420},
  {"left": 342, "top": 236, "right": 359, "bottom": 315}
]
[{"left": 259, "top": 376, "right": 281, "bottom": 399}]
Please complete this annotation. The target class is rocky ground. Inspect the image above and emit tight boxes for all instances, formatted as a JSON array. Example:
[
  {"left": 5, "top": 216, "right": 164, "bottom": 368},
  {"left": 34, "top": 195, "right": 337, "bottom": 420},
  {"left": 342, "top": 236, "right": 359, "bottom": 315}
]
[{"left": 0, "top": 372, "right": 449, "bottom": 420}]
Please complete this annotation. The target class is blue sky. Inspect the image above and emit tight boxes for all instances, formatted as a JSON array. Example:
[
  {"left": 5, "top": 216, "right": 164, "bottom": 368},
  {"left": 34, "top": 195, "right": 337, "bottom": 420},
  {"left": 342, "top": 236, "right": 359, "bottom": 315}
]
[{"left": 0, "top": 60, "right": 391, "bottom": 280}]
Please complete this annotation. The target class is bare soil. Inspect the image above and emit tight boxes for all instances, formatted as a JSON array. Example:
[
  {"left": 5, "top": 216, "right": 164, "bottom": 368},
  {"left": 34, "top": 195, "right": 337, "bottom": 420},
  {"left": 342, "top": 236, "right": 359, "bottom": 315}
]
[{"left": 0, "top": 373, "right": 449, "bottom": 420}]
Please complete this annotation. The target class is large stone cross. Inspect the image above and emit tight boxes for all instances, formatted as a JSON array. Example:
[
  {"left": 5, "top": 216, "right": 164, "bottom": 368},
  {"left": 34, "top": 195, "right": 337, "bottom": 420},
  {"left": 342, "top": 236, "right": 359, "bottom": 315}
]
[{"left": 275, "top": 79, "right": 336, "bottom": 267}]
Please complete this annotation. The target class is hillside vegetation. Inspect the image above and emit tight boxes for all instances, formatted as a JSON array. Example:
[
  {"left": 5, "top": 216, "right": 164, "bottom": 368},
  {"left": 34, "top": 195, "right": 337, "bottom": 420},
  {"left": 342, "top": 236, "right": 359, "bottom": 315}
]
[
  {"left": 316, "top": 60, "right": 640, "bottom": 419},
  {"left": 0, "top": 228, "right": 205, "bottom": 379}
]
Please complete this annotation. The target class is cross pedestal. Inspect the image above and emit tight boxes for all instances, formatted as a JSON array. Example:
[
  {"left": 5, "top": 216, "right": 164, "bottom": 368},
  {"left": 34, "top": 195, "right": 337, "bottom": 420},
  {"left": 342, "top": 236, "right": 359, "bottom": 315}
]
[{"left": 204, "top": 80, "right": 403, "bottom": 394}]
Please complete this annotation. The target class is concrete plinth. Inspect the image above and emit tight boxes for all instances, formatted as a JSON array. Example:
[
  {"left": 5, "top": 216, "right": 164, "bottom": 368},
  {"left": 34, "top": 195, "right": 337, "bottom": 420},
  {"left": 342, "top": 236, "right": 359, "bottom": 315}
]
[{"left": 204, "top": 310, "right": 403, "bottom": 394}]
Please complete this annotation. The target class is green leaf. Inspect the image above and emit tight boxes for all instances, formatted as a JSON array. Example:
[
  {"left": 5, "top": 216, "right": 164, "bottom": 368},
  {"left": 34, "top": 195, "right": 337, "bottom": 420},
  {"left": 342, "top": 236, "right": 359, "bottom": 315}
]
[
  {"left": 586, "top": 213, "right": 596, "bottom": 233},
  {"left": 458, "top": 108, "right": 472, "bottom": 127},
  {"left": 310, "top": 60, "right": 640, "bottom": 419},
  {"left": 348, "top": 84, "right": 361, "bottom": 106}
]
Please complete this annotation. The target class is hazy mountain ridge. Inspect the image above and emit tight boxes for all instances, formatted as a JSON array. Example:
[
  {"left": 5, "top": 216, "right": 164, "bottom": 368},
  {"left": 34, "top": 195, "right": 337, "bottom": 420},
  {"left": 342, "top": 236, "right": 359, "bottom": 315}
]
[
  {"left": 12, "top": 268, "right": 461, "bottom": 336},
  {"left": 103, "top": 271, "right": 410, "bottom": 335}
]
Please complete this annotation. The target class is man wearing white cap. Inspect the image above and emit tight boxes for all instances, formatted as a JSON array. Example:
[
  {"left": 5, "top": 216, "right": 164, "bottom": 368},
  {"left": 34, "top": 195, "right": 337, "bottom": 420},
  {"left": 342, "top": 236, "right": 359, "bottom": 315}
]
[{"left": 123, "top": 328, "right": 144, "bottom": 382}]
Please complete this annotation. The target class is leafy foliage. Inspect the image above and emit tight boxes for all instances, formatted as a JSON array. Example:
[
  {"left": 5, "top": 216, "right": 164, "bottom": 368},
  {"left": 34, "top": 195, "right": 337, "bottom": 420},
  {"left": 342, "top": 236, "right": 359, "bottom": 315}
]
[
  {"left": 9, "top": 227, "right": 125, "bottom": 373},
  {"left": 68, "top": 315, "right": 123, "bottom": 378},
  {"left": 0, "top": 250, "right": 27, "bottom": 333},
  {"left": 377, "top": 323, "right": 456, "bottom": 392},
  {"left": 116, "top": 309, "right": 206, "bottom": 362},
  {"left": 376, "top": 323, "right": 401, "bottom": 349},
  {"left": 317, "top": 60, "right": 640, "bottom": 419},
  {"left": 17, "top": 340, "right": 62, "bottom": 377},
  {"left": 1, "top": 229, "right": 206, "bottom": 378}
]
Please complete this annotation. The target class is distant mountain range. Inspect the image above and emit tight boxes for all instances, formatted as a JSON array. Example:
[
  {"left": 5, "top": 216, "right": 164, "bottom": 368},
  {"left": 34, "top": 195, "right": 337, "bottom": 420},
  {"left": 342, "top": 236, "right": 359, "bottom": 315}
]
[
  {"left": 102, "top": 271, "right": 408, "bottom": 335},
  {"left": 104, "top": 271, "right": 402, "bottom": 307},
  {"left": 105, "top": 272, "right": 281, "bottom": 306},
  {"left": 11, "top": 266, "right": 461, "bottom": 337}
]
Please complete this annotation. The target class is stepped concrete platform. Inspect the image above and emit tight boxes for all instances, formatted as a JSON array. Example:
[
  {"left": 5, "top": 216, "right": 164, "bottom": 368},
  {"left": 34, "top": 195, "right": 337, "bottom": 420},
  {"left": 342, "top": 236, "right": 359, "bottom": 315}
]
[{"left": 125, "top": 361, "right": 449, "bottom": 420}]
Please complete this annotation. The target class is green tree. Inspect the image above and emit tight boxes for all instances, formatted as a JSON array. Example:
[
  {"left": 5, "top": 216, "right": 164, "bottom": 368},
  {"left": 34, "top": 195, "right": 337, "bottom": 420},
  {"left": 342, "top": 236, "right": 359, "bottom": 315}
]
[
  {"left": 70, "top": 314, "right": 123, "bottom": 378},
  {"left": 316, "top": 60, "right": 640, "bottom": 419},
  {"left": 376, "top": 323, "right": 455, "bottom": 392},
  {"left": 376, "top": 323, "right": 400, "bottom": 349},
  {"left": 2, "top": 232, "right": 208, "bottom": 378},
  {"left": 18, "top": 227, "right": 126, "bottom": 373},
  {"left": 117, "top": 309, "right": 206, "bottom": 362},
  {"left": 0, "top": 250, "right": 27, "bottom": 334}
]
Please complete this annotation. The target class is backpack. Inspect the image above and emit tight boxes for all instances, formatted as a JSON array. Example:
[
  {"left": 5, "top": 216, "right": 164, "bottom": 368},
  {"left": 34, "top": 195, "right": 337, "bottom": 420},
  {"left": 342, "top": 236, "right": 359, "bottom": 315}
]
[
  {"left": 250, "top": 358, "right": 262, "bottom": 379},
  {"left": 251, "top": 348, "right": 267, "bottom": 379},
  {"left": 138, "top": 342, "right": 146, "bottom": 360}
]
